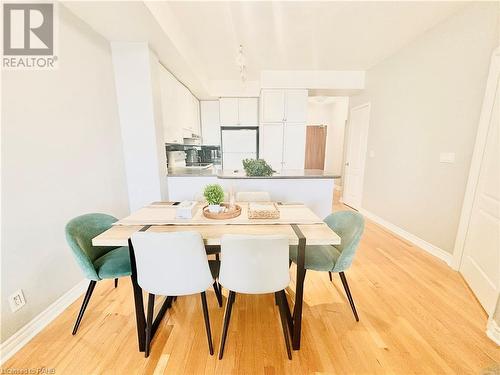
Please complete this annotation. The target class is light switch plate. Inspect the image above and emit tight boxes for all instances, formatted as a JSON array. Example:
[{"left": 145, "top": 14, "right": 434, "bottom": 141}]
[
  {"left": 440, "top": 152, "right": 455, "bottom": 163},
  {"left": 8, "top": 289, "right": 26, "bottom": 312}
]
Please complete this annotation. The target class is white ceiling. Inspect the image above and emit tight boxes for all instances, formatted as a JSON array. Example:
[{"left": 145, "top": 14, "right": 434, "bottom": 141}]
[
  {"left": 164, "top": 1, "right": 467, "bottom": 81},
  {"left": 65, "top": 1, "right": 470, "bottom": 98}
]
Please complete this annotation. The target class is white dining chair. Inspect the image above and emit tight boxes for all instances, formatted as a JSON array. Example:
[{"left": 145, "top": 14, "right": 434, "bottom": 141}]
[
  {"left": 235, "top": 191, "right": 271, "bottom": 202},
  {"left": 218, "top": 234, "right": 292, "bottom": 360},
  {"left": 130, "top": 231, "right": 218, "bottom": 357}
]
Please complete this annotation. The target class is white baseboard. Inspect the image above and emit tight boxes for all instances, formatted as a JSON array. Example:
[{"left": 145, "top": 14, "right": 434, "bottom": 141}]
[
  {"left": 487, "top": 318, "right": 500, "bottom": 346},
  {"left": 0, "top": 279, "right": 87, "bottom": 364},
  {"left": 359, "top": 208, "right": 453, "bottom": 266}
]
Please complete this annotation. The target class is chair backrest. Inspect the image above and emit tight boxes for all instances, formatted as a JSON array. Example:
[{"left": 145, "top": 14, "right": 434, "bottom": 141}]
[
  {"left": 130, "top": 231, "right": 213, "bottom": 296},
  {"left": 324, "top": 211, "right": 365, "bottom": 272},
  {"left": 219, "top": 234, "right": 290, "bottom": 294},
  {"left": 236, "top": 191, "right": 271, "bottom": 202},
  {"left": 65, "top": 213, "right": 119, "bottom": 280}
]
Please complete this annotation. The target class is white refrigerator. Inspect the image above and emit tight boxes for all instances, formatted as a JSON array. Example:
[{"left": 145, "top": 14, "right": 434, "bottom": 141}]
[{"left": 221, "top": 127, "right": 259, "bottom": 171}]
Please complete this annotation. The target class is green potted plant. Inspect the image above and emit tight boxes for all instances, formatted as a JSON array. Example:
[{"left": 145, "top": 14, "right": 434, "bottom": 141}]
[
  {"left": 203, "top": 184, "right": 225, "bottom": 213},
  {"left": 242, "top": 159, "right": 275, "bottom": 177}
]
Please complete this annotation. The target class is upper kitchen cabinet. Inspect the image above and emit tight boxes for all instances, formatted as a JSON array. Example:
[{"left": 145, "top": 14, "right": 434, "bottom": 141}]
[
  {"left": 159, "top": 65, "right": 183, "bottom": 144},
  {"left": 238, "top": 98, "right": 259, "bottom": 125},
  {"left": 201, "top": 101, "right": 220, "bottom": 145},
  {"left": 219, "top": 97, "right": 258, "bottom": 126},
  {"left": 159, "top": 62, "right": 200, "bottom": 143},
  {"left": 260, "top": 89, "right": 308, "bottom": 123}
]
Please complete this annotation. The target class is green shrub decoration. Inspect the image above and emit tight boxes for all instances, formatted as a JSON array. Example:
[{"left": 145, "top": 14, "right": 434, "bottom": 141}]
[
  {"left": 242, "top": 159, "right": 275, "bottom": 177},
  {"left": 203, "top": 184, "right": 224, "bottom": 205}
]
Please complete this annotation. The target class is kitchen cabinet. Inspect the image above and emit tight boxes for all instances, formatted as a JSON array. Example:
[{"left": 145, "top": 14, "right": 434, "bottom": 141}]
[
  {"left": 260, "top": 89, "right": 307, "bottom": 123},
  {"left": 219, "top": 97, "right": 258, "bottom": 126},
  {"left": 238, "top": 98, "right": 259, "bottom": 125},
  {"left": 285, "top": 90, "right": 308, "bottom": 123},
  {"left": 261, "top": 90, "right": 285, "bottom": 122},
  {"left": 201, "top": 101, "right": 220, "bottom": 145},
  {"left": 261, "top": 122, "right": 306, "bottom": 170},
  {"left": 159, "top": 65, "right": 183, "bottom": 143},
  {"left": 261, "top": 123, "right": 284, "bottom": 171},
  {"left": 158, "top": 63, "right": 200, "bottom": 143},
  {"left": 282, "top": 123, "right": 306, "bottom": 169}
]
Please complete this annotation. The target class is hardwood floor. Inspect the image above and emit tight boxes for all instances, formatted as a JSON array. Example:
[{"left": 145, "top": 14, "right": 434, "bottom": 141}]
[{"left": 4, "top": 202, "right": 499, "bottom": 374}]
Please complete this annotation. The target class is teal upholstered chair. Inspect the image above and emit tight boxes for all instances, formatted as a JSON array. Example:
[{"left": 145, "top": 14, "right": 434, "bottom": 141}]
[
  {"left": 65, "top": 213, "right": 131, "bottom": 334},
  {"left": 289, "top": 211, "right": 364, "bottom": 321}
]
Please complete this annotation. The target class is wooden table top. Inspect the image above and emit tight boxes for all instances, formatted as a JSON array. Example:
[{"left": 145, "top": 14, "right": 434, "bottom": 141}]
[
  {"left": 92, "top": 202, "right": 341, "bottom": 247},
  {"left": 114, "top": 202, "right": 323, "bottom": 226}
]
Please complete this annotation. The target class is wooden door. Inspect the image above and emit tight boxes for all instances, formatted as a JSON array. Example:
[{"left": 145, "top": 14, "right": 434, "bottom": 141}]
[
  {"left": 304, "top": 125, "right": 327, "bottom": 170},
  {"left": 343, "top": 103, "right": 371, "bottom": 210}
]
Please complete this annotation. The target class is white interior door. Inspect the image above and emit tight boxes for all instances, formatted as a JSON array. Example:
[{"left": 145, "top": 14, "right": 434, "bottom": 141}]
[
  {"left": 342, "top": 103, "right": 370, "bottom": 210},
  {"left": 459, "top": 73, "right": 500, "bottom": 314}
]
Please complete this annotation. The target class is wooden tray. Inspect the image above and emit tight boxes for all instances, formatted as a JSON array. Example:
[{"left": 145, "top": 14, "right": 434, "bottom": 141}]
[{"left": 203, "top": 203, "right": 241, "bottom": 220}]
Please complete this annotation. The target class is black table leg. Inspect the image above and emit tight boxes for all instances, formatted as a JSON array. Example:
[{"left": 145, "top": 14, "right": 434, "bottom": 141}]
[
  {"left": 128, "top": 237, "right": 146, "bottom": 352},
  {"left": 291, "top": 224, "right": 306, "bottom": 350}
]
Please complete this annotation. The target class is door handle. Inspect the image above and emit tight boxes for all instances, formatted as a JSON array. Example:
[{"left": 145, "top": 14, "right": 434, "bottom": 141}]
[{"left": 345, "top": 162, "right": 350, "bottom": 166}]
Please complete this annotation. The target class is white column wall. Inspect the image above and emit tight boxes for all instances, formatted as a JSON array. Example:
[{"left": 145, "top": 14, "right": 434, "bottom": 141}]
[{"left": 111, "top": 42, "right": 167, "bottom": 211}]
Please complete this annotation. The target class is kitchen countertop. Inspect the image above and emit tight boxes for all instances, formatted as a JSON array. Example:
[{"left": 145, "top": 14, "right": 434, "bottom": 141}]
[
  {"left": 168, "top": 167, "right": 340, "bottom": 179},
  {"left": 167, "top": 167, "right": 218, "bottom": 177}
]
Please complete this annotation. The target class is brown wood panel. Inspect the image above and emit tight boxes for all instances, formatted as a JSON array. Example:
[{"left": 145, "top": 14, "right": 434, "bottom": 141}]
[{"left": 304, "top": 125, "right": 327, "bottom": 169}]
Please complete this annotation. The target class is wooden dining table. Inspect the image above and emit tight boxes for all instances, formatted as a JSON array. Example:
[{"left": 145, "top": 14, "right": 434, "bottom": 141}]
[{"left": 92, "top": 202, "right": 341, "bottom": 352}]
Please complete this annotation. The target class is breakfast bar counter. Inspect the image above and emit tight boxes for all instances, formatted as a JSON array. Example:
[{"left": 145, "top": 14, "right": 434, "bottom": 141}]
[{"left": 167, "top": 169, "right": 340, "bottom": 218}]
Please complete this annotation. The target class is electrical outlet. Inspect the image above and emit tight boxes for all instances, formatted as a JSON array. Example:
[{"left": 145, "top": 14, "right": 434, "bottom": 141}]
[{"left": 8, "top": 289, "right": 26, "bottom": 312}]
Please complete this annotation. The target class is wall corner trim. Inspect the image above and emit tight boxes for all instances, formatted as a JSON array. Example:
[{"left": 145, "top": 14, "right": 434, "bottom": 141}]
[
  {"left": 0, "top": 279, "right": 87, "bottom": 365},
  {"left": 359, "top": 208, "right": 453, "bottom": 266},
  {"left": 486, "top": 318, "right": 500, "bottom": 346}
]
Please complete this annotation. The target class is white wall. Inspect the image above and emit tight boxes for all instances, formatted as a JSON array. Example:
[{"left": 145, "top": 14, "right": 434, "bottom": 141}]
[
  {"left": 350, "top": 2, "right": 499, "bottom": 254},
  {"left": 111, "top": 42, "right": 168, "bottom": 211},
  {"left": 1, "top": 6, "right": 129, "bottom": 342},
  {"left": 307, "top": 97, "right": 349, "bottom": 177}
]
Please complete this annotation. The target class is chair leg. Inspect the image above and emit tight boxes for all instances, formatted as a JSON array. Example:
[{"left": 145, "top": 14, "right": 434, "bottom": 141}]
[
  {"left": 276, "top": 290, "right": 292, "bottom": 360},
  {"left": 328, "top": 272, "right": 332, "bottom": 282},
  {"left": 213, "top": 282, "right": 223, "bottom": 307},
  {"left": 72, "top": 280, "right": 97, "bottom": 335},
  {"left": 218, "top": 291, "right": 235, "bottom": 359},
  {"left": 339, "top": 272, "right": 359, "bottom": 322},
  {"left": 114, "top": 278, "right": 118, "bottom": 288},
  {"left": 200, "top": 292, "right": 214, "bottom": 355},
  {"left": 145, "top": 293, "right": 155, "bottom": 358}
]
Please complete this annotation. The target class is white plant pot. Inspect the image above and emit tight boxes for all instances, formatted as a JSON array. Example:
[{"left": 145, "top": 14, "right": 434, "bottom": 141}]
[{"left": 208, "top": 204, "right": 221, "bottom": 213}]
